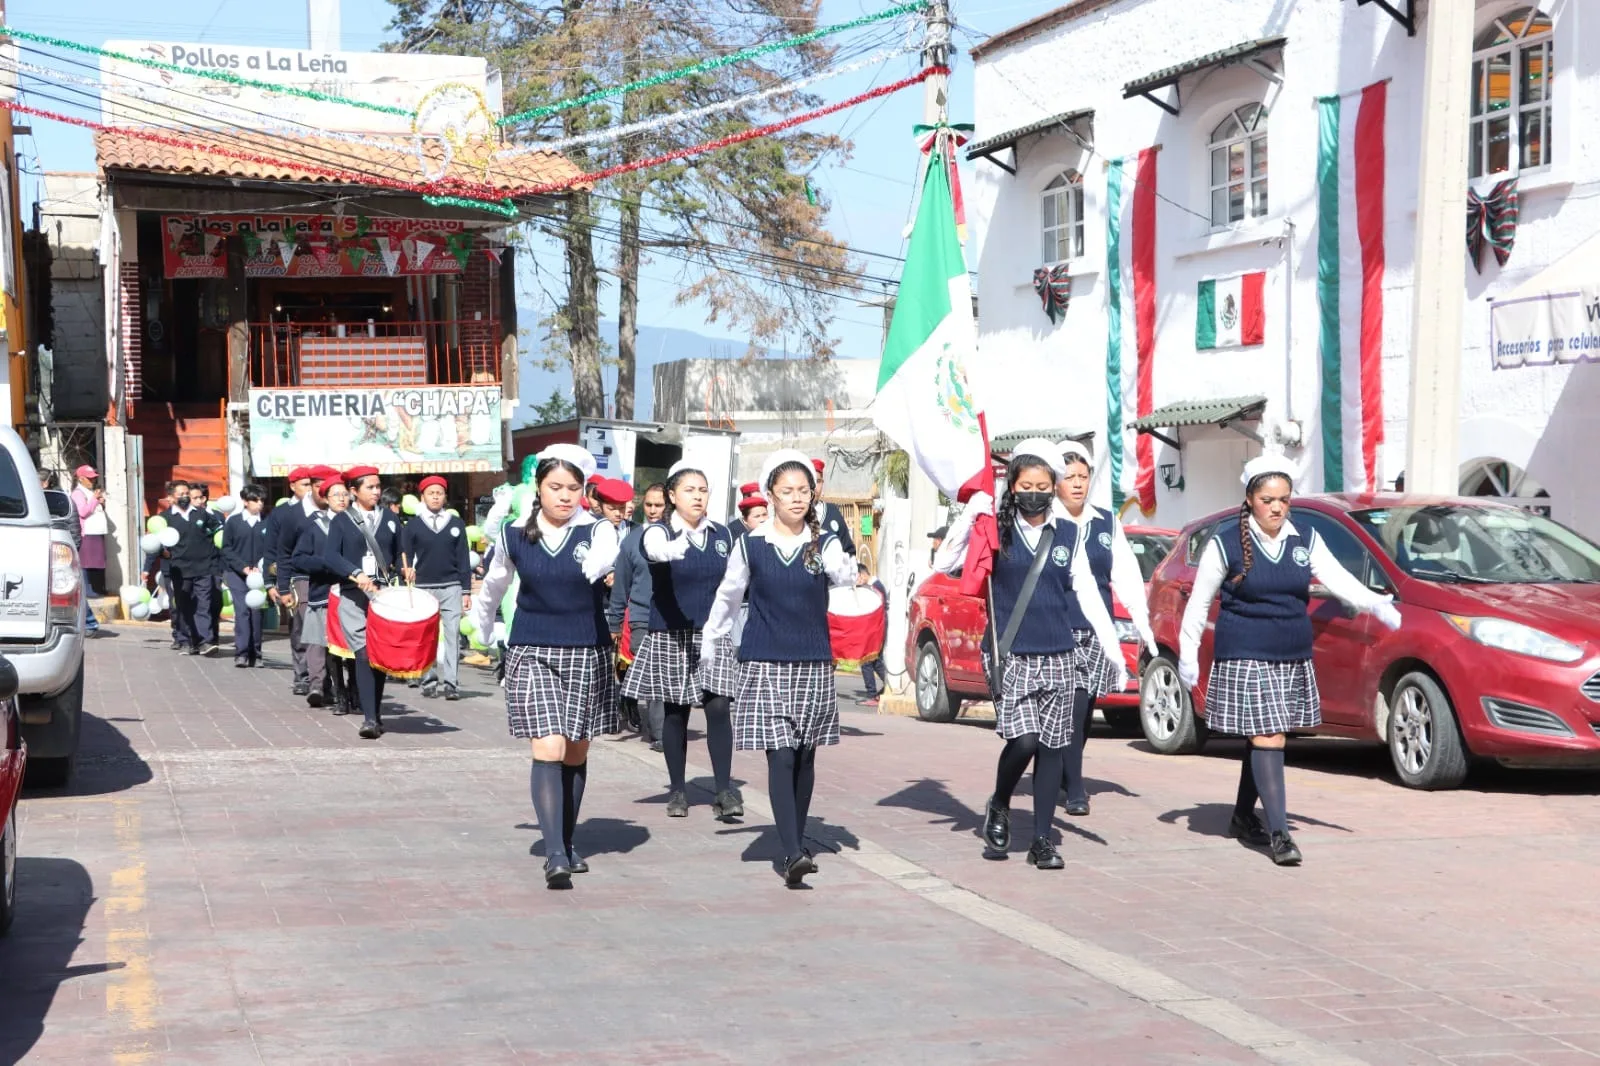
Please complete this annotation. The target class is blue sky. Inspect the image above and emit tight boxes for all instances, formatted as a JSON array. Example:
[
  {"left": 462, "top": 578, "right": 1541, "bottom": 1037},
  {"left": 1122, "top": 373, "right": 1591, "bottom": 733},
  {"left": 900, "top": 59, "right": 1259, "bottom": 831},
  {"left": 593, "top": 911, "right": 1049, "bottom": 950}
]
[{"left": 12, "top": 0, "right": 1049, "bottom": 403}]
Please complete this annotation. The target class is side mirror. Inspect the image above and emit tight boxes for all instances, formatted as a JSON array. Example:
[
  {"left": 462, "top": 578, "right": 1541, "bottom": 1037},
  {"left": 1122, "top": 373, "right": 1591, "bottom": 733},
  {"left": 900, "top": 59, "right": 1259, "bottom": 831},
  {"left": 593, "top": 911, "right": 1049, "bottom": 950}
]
[{"left": 0, "top": 655, "right": 19, "bottom": 702}]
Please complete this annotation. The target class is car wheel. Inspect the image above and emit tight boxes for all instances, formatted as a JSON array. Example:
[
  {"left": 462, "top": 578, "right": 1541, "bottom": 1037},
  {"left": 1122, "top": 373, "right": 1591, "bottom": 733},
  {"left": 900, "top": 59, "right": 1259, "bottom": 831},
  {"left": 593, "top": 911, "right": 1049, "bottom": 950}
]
[
  {"left": 1388, "top": 671, "right": 1469, "bottom": 790},
  {"left": 1140, "top": 654, "right": 1208, "bottom": 755},
  {"left": 914, "top": 641, "right": 961, "bottom": 724},
  {"left": 0, "top": 808, "right": 15, "bottom": 936},
  {"left": 1100, "top": 707, "right": 1143, "bottom": 738}
]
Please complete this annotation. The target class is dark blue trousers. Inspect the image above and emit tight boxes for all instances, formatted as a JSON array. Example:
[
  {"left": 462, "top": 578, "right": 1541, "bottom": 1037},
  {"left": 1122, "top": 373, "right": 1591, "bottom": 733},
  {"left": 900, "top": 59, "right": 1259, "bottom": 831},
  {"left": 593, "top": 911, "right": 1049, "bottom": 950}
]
[
  {"left": 173, "top": 572, "right": 218, "bottom": 648},
  {"left": 224, "top": 574, "right": 262, "bottom": 662}
]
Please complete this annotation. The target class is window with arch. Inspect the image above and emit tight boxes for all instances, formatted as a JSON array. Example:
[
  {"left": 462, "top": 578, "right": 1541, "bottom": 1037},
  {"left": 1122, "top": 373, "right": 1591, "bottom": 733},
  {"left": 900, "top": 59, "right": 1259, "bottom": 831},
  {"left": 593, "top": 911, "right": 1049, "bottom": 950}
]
[
  {"left": 1209, "top": 104, "right": 1268, "bottom": 229},
  {"left": 1470, "top": 6, "right": 1553, "bottom": 179},
  {"left": 1040, "top": 171, "right": 1084, "bottom": 264}
]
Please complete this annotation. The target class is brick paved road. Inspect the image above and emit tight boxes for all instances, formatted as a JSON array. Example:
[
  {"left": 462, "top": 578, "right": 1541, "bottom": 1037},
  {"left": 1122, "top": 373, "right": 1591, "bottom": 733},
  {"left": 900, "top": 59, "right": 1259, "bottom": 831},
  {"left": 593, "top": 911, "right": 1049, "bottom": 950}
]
[{"left": 3, "top": 629, "right": 1600, "bottom": 1064}]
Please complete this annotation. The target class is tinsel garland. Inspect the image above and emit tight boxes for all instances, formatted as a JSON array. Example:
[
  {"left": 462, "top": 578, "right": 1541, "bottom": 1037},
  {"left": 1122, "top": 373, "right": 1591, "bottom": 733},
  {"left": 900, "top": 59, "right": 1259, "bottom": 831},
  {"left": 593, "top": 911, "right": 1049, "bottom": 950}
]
[
  {"left": 422, "top": 194, "right": 520, "bottom": 218},
  {"left": 3, "top": 26, "right": 411, "bottom": 119},
  {"left": 496, "top": 0, "right": 928, "bottom": 127}
]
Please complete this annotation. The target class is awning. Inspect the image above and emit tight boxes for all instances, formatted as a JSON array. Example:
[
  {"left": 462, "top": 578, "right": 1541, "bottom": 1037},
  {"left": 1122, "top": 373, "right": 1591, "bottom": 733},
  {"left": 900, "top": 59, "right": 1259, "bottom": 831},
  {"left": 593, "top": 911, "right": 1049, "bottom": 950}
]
[
  {"left": 1122, "top": 37, "right": 1285, "bottom": 115},
  {"left": 990, "top": 427, "right": 1094, "bottom": 456},
  {"left": 965, "top": 109, "right": 1093, "bottom": 174},
  {"left": 1128, "top": 395, "right": 1266, "bottom": 447}
]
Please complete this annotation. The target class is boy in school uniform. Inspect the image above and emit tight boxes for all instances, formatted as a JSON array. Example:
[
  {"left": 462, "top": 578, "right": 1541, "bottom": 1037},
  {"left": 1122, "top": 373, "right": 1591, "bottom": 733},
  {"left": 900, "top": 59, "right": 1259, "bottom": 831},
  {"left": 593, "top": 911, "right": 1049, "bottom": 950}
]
[
  {"left": 221, "top": 485, "right": 271, "bottom": 667},
  {"left": 163, "top": 480, "right": 224, "bottom": 655},
  {"left": 401, "top": 476, "right": 472, "bottom": 701}
]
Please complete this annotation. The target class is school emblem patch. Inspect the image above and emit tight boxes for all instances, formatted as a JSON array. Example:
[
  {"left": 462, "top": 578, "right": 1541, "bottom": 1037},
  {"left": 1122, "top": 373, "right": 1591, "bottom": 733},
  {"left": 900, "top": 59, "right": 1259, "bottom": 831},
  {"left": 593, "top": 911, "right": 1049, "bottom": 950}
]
[
  {"left": 1051, "top": 545, "right": 1071, "bottom": 567},
  {"left": 450, "top": 527, "right": 461, "bottom": 538},
  {"left": 1098, "top": 531, "right": 1112, "bottom": 549},
  {"left": 573, "top": 542, "right": 590, "bottom": 565},
  {"left": 1292, "top": 546, "right": 1311, "bottom": 567},
  {"left": 715, "top": 540, "right": 729, "bottom": 557}
]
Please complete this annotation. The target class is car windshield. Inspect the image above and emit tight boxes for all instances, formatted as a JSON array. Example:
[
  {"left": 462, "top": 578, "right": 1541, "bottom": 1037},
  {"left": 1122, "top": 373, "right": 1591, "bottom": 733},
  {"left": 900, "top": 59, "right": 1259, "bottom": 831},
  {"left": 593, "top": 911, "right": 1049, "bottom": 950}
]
[
  {"left": 1126, "top": 533, "right": 1175, "bottom": 581},
  {"left": 1349, "top": 505, "right": 1600, "bottom": 584}
]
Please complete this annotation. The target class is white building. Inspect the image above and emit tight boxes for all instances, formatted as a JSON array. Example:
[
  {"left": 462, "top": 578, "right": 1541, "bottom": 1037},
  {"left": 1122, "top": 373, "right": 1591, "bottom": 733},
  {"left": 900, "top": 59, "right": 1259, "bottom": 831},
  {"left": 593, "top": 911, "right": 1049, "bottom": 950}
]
[{"left": 966, "top": 0, "right": 1596, "bottom": 535}]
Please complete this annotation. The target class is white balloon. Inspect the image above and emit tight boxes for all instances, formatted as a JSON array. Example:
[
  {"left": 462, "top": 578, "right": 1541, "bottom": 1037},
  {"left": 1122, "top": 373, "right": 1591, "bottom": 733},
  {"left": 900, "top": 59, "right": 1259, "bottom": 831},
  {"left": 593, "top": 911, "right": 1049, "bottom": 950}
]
[
  {"left": 469, "top": 551, "right": 482, "bottom": 568},
  {"left": 214, "top": 495, "right": 238, "bottom": 514},
  {"left": 244, "top": 589, "right": 267, "bottom": 609},
  {"left": 245, "top": 572, "right": 265, "bottom": 590},
  {"left": 139, "top": 533, "right": 162, "bottom": 554},
  {"left": 159, "top": 527, "right": 181, "bottom": 548},
  {"left": 129, "top": 602, "right": 151, "bottom": 620},
  {"left": 119, "top": 584, "right": 144, "bottom": 607}
]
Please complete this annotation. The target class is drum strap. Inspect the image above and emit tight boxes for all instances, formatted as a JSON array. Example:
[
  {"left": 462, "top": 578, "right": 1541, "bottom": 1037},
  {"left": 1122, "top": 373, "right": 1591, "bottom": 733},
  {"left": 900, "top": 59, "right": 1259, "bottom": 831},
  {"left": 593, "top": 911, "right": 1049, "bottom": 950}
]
[{"left": 350, "top": 511, "right": 392, "bottom": 576}]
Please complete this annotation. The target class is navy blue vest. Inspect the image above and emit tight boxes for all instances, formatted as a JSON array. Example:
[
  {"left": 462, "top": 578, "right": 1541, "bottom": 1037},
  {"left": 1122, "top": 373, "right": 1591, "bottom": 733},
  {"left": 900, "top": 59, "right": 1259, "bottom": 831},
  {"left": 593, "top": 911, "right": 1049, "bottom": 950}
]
[
  {"left": 647, "top": 520, "right": 732, "bottom": 631},
  {"left": 1212, "top": 524, "right": 1315, "bottom": 662},
  {"left": 505, "top": 522, "right": 609, "bottom": 648},
  {"left": 1064, "top": 508, "right": 1116, "bottom": 628},
  {"left": 737, "top": 531, "right": 836, "bottom": 663},
  {"left": 988, "top": 518, "right": 1080, "bottom": 656}
]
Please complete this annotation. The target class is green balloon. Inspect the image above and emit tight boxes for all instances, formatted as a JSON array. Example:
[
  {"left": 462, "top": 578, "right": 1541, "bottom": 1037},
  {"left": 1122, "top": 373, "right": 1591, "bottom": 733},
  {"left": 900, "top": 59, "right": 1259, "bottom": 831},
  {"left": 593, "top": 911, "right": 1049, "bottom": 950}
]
[
  {"left": 459, "top": 617, "right": 476, "bottom": 636},
  {"left": 276, "top": 497, "right": 291, "bottom": 508},
  {"left": 446, "top": 508, "right": 459, "bottom": 518},
  {"left": 465, "top": 524, "right": 483, "bottom": 544},
  {"left": 401, "top": 494, "right": 420, "bottom": 515},
  {"left": 213, "top": 529, "right": 224, "bottom": 548},
  {"left": 146, "top": 515, "right": 168, "bottom": 534},
  {"left": 138, "top": 588, "right": 152, "bottom": 604}
]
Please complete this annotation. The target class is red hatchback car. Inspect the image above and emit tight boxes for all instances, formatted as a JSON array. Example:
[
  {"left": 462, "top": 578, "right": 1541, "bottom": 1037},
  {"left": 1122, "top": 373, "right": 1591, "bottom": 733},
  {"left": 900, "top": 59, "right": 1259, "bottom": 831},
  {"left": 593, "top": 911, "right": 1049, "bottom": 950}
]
[
  {"left": 908, "top": 526, "right": 1177, "bottom": 729},
  {"left": 1142, "top": 494, "right": 1600, "bottom": 789}
]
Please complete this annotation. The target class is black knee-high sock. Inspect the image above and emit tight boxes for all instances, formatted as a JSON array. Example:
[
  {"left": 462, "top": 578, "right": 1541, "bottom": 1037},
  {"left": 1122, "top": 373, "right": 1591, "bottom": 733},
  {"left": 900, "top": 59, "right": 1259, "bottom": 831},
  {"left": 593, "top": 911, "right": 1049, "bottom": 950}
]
[
  {"left": 993, "top": 733, "right": 1040, "bottom": 807},
  {"left": 529, "top": 759, "right": 566, "bottom": 862},
  {"left": 353, "top": 651, "right": 380, "bottom": 724},
  {"left": 1034, "top": 745, "right": 1065, "bottom": 840},
  {"left": 1251, "top": 747, "right": 1288, "bottom": 833},
  {"left": 765, "top": 748, "right": 801, "bottom": 859},
  {"left": 1059, "top": 689, "right": 1093, "bottom": 803},
  {"left": 794, "top": 745, "right": 817, "bottom": 847},
  {"left": 561, "top": 761, "right": 587, "bottom": 854},
  {"left": 662, "top": 703, "right": 691, "bottom": 792},
  {"left": 1234, "top": 747, "right": 1260, "bottom": 819},
  {"left": 373, "top": 668, "right": 387, "bottom": 714},
  {"left": 703, "top": 696, "right": 734, "bottom": 793}
]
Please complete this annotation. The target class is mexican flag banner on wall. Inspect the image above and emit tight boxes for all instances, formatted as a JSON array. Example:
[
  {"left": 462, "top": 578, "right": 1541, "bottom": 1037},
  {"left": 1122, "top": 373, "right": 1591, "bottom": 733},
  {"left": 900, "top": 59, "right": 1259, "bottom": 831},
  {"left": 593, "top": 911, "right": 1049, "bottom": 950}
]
[
  {"left": 1316, "top": 81, "right": 1389, "bottom": 492},
  {"left": 1103, "top": 148, "right": 1159, "bottom": 516},
  {"left": 1196, "top": 272, "right": 1265, "bottom": 349}
]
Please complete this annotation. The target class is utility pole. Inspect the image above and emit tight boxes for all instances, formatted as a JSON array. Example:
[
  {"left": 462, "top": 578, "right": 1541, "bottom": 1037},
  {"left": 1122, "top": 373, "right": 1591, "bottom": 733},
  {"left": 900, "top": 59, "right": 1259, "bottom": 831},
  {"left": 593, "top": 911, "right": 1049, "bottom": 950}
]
[
  {"left": 309, "top": 0, "right": 341, "bottom": 52},
  {"left": 1403, "top": 2, "right": 1472, "bottom": 493}
]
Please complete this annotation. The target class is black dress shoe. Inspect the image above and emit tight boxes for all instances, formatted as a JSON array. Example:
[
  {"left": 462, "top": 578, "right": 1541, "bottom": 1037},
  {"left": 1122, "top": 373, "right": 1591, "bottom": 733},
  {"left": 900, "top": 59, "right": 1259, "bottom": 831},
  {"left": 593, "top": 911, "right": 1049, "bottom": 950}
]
[
  {"left": 982, "top": 795, "right": 1011, "bottom": 852},
  {"left": 665, "top": 790, "right": 689, "bottom": 817},
  {"left": 170, "top": 641, "right": 184, "bottom": 652},
  {"left": 307, "top": 691, "right": 324, "bottom": 708},
  {"left": 1269, "top": 831, "right": 1302, "bottom": 866},
  {"left": 292, "top": 682, "right": 310, "bottom": 697},
  {"left": 800, "top": 848, "right": 819, "bottom": 875},
  {"left": 1027, "top": 837, "right": 1064, "bottom": 870},
  {"left": 544, "top": 856, "right": 573, "bottom": 889},
  {"left": 332, "top": 698, "right": 350, "bottom": 716},
  {"left": 782, "top": 854, "right": 812, "bottom": 886},
  {"left": 185, "top": 646, "right": 200, "bottom": 656},
  {"left": 649, "top": 740, "right": 663, "bottom": 753},
  {"left": 567, "top": 851, "right": 589, "bottom": 874},
  {"left": 358, "top": 721, "right": 382, "bottom": 740},
  {"left": 1063, "top": 798, "right": 1091, "bottom": 817},
  {"left": 711, "top": 788, "right": 744, "bottom": 819},
  {"left": 1227, "top": 812, "right": 1271, "bottom": 846}
]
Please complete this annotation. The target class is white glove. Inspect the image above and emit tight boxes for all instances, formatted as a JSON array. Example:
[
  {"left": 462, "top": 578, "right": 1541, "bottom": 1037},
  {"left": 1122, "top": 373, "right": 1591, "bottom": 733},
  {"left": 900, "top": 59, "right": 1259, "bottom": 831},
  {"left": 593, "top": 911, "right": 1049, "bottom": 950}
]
[
  {"left": 1112, "top": 664, "right": 1130, "bottom": 693},
  {"left": 490, "top": 621, "right": 508, "bottom": 646},
  {"left": 1371, "top": 599, "right": 1403, "bottom": 631},
  {"left": 964, "top": 490, "right": 995, "bottom": 517},
  {"left": 1178, "top": 659, "right": 1200, "bottom": 690}
]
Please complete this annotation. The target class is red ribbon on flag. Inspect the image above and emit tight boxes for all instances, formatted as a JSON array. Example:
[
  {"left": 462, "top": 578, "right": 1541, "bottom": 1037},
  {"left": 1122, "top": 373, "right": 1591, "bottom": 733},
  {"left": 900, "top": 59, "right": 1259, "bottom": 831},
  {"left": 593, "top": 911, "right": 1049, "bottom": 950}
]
[{"left": 916, "top": 122, "right": 974, "bottom": 243}]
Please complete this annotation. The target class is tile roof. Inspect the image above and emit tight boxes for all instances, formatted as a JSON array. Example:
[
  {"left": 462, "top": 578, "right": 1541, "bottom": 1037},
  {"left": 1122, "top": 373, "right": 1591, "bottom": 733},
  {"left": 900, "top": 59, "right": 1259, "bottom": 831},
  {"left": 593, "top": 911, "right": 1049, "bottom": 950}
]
[
  {"left": 966, "top": 108, "right": 1093, "bottom": 161},
  {"left": 94, "top": 129, "right": 582, "bottom": 197}
]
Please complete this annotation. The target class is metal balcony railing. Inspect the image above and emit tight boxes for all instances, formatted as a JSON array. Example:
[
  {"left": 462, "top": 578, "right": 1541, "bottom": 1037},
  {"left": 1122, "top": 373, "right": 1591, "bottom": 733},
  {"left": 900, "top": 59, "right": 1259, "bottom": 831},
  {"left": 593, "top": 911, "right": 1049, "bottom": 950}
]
[{"left": 249, "top": 320, "right": 502, "bottom": 389}]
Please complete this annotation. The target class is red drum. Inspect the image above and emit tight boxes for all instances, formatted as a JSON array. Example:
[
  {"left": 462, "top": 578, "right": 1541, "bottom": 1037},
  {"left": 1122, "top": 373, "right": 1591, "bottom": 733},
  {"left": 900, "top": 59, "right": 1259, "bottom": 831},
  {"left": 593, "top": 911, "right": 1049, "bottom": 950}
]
[
  {"left": 326, "top": 587, "right": 352, "bottom": 659},
  {"left": 367, "top": 586, "right": 442, "bottom": 679},
  {"left": 827, "top": 585, "right": 888, "bottom": 670}
]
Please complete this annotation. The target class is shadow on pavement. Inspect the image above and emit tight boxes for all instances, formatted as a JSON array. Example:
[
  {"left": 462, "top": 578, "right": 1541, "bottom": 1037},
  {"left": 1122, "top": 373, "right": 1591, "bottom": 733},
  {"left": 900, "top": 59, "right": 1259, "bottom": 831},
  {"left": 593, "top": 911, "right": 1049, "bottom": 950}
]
[
  {"left": 522, "top": 816, "right": 649, "bottom": 859},
  {"left": 1157, "top": 801, "right": 1353, "bottom": 837},
  {"left": 0, "top": 857, "right": 120, "bottom": 1062},
  {"left": 878, "top": 777, "right": 984, "bottom": 836},
  {"left": 377, "top": 705, "right": 461, "bottom": 735},
  {"left": 720, "top": 815, "right": 859, "bottom": 863},
  {"left": 26, "top": 710, "right": 154, "bottom": 799}
]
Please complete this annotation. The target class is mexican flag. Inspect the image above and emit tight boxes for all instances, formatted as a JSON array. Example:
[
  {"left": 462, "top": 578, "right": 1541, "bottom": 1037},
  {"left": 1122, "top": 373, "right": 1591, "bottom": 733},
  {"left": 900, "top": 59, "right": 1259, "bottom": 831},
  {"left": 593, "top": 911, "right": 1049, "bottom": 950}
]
[
  {"left": 870, "top": 137, "right": 995, "bottom": 596},
  {"left": 1196, "top": 272, "right": 1265, "bottom": 349},
  {"left": 1316, "top": 81, "right": 1389, "bottom": 492}
]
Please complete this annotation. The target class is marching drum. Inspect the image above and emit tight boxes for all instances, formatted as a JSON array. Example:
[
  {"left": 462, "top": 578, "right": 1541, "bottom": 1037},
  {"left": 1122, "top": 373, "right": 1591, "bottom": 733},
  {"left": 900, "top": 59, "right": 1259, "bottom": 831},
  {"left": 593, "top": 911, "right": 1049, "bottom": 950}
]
[
  {"left": 367, "top": 585, "right": 442, "bottom": 679},
  {"left": 327, "top": 586, "right": 351, "bottom": 659}
]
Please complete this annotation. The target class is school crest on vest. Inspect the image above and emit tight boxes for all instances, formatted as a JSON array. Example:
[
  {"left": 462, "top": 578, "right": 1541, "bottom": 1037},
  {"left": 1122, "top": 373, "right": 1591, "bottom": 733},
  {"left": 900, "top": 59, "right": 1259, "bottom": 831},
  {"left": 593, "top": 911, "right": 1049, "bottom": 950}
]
[
  {"left": 573, "top": 541, "right": 590, "bottom": 565},
  {"left": 1098, "top": 531, "right": 1112, "bottom": 549},
  {"left": 715, "top": 540, "right": 729, "bottom": 557},
  {"left": 1050, "top": 545, "right": 1071, "bottom": 567},
  {"left": 450, "top": 527, "right": 461, "bottom": 538},
  {"left": 1292, "top": 546, "right": 1311, "bottom": 567}
]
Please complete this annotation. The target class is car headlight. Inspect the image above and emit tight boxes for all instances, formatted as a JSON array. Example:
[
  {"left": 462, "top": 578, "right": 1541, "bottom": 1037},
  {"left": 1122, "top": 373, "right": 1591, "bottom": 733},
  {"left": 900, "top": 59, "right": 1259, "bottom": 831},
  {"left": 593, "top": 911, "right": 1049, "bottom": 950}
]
[
  {"left": 1113, "top": 619, "right": 1140, "bottom": 645},
  {"left": 1444, "top": 615, "right": 1585, "bottom": 663}
]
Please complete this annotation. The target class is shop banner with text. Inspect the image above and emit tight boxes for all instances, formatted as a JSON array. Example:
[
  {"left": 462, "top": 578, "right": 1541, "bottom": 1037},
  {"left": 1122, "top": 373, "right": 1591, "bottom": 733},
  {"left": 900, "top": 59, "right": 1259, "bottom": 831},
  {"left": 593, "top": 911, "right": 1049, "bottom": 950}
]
[
  {"left": 248, "top": 386, "right": 504, "bottom": 476},
  {"left": 1490, "top": 287, "right": 1600, "bottom": 369},
  {"left": 162, "top": 214, "right": 484, "bottom": 279}
]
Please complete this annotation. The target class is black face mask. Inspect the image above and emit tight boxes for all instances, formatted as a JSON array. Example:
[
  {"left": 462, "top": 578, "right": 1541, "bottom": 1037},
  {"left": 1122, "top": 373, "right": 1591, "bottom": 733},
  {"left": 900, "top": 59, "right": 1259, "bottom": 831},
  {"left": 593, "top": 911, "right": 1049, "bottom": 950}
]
[
  {"left": 175, "top": 495, "right": 191, "bottom": 509},
  {"left": 1012, "top": 491, "right": 1053, "bottom": 517}
]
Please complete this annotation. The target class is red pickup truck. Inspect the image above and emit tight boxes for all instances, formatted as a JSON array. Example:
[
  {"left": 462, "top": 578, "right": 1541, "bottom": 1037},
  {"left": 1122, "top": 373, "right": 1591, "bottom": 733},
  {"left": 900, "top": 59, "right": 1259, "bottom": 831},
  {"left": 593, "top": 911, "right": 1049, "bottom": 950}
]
[{"left": 906, "top": 525, "right": 1176, "bottom": 729}]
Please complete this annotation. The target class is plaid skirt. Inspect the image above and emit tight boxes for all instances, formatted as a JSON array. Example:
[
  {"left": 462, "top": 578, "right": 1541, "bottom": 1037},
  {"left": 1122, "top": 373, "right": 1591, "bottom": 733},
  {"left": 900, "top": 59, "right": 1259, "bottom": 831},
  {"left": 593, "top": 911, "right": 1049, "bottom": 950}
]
[
  {"left": 504, "top": 644, "right": 620, "bottom": 740},
  {"left": 733, "top": 661, "right": 839, "bottom": 751},
  {"left": 1072, "top": 629, "right": 1124, "bottom": 700},
  {"left": 1205, "top": 658, "right": 1321, "bottom": 737},
  {"left": 994, "top": 651, "right": 1081, "bottom": 749}
]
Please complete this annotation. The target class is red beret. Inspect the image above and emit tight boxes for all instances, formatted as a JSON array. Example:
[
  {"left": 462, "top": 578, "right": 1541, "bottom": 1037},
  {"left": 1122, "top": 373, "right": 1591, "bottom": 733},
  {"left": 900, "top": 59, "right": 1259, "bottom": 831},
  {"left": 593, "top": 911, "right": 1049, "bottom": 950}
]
[
  {"left": 739, "top": 481, "right": 760, "bottom": 496},
  {"left": 737, "top": 495, "right": 767, "bottom": 514},
  {"left": 586, "top": 474, "right": 603, "bottom": 487},
  {"left": 810, "top": 458, "right": 826, "bottom": 474},
  {"left": 418, "top": 475, "right": 448, "bottom": 492},
  {"left": 594, "top": 477, "right": 633, "bottom": 505},
  {"left": 287, "top": 466, "right": 312, "bottom": 482},
  {"left": 309, "top": 465, "right": 340, "bottom": 481},
  {"left": 343, "top": 465, "right": 380, "bottom": 484},
  {"left": 318, "top": 476, "right": 343, "bottom": 495}
]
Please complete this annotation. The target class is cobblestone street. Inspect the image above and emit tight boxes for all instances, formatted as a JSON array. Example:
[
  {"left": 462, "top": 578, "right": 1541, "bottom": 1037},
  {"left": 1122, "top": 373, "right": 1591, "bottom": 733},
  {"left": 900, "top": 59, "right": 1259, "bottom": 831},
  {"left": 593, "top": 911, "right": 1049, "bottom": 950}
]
[{"left": 4, "top": 631, "right": 1600, "bottom": 1064}]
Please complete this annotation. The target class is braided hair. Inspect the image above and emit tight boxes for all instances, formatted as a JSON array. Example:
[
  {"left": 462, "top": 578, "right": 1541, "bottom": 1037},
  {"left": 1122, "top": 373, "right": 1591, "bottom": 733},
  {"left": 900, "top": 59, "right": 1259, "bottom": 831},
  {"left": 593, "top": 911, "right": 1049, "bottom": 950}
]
[
  {"left": 522, "top": 457, "right": 588, "bottom": 548},
  {"left": 661, "top": 467, "right": 705, "bottom": 524},
  {"left": 996, "top": 454, "right": 1057, "bottom": 559},
  {"left": 1232, "top": 472, "right": 1293, "bottom": 585},
  {"left": 765, "top": 460, "right": 823, "bottom": 569}
]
